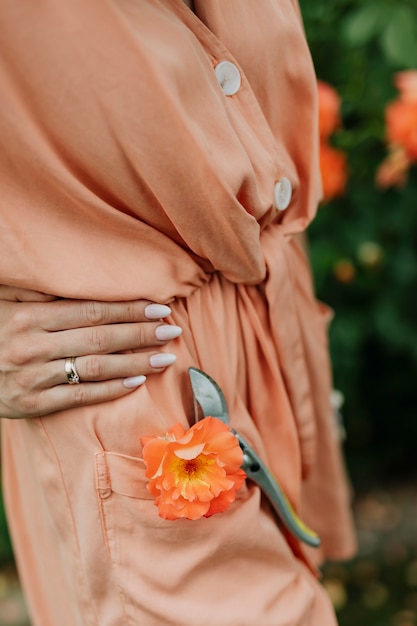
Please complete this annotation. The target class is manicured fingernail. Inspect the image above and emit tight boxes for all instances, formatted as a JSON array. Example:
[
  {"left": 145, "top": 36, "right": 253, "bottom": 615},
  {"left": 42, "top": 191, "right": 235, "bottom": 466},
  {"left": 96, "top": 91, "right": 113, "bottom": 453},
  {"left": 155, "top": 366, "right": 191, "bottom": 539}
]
[
  {"left": 144, "top": 304, "right": 172, "bottom": 320},
  {"left": 149, "top": 353, "right": 177, "bottom": 368},
  {"left": 123, "top": 375, "right": 147, "bottom": 389},
  {"left": 154, "top": 325, "right": 182, "bottom": 341}
]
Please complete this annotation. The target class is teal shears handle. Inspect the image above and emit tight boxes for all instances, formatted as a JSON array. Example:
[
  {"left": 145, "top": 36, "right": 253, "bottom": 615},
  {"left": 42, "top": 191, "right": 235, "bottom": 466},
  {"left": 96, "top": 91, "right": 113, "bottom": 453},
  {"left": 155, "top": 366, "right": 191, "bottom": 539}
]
[{"left": 234, "top": 430, "right": 321, "bottom": 548}]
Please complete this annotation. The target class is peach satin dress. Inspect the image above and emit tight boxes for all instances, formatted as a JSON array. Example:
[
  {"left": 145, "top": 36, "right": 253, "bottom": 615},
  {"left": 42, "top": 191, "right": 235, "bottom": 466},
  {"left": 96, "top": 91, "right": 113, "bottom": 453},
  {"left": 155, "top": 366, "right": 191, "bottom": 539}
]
[{"left": 0, "top": 1, "right": 356, "bottom": 624}]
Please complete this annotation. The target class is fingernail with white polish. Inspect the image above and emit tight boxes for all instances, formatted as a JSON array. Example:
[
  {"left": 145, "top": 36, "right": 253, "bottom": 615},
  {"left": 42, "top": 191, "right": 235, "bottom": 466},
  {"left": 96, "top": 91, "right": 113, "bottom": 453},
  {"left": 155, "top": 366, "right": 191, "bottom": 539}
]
[
  {"left": 144, "top": 304, "right": 172, "bottom": 320},
  {"left": 123, "top": 375, "right": 147, "bottom": 389},
  {"left": 149, "top": 353, "right": 177, "bottom": 368},
  {"left": 154, "top": 325, "right": 182, "bottom": 341}
]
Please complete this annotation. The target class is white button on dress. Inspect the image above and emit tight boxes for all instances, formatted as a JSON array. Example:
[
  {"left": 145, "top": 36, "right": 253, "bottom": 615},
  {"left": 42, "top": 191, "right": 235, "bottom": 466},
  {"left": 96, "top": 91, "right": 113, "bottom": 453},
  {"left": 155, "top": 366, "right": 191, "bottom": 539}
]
[
  {"left": 274, "top": 177, "right": 292, "bottom": 211},
  {"left": 214, "top": 61, "right": 241, "bottom": 96}
]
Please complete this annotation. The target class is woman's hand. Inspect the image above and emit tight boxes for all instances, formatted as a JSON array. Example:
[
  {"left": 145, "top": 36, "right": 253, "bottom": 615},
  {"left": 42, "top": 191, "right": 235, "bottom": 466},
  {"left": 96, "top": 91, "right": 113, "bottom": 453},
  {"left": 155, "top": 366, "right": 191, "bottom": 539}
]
[{"left": 0, "top": 287, "right": 182, "bottom": 419}]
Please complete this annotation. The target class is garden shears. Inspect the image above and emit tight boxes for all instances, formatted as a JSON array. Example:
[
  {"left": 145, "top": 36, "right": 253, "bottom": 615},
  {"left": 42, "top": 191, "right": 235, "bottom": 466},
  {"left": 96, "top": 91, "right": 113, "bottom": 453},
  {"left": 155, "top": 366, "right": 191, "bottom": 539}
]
[{"left": 188, "top": 367, "right": 321, "bottom": 548}]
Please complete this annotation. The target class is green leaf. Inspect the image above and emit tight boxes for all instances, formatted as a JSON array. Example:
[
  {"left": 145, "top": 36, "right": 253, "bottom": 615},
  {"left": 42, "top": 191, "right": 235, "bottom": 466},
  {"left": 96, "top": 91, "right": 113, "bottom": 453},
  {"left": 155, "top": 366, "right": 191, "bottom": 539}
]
[
  {"left": 342, "top": 2, "right": 392, "bottom": 46},
  {"left": 380, "top": 6, "right": 417, "bottom": 68}
]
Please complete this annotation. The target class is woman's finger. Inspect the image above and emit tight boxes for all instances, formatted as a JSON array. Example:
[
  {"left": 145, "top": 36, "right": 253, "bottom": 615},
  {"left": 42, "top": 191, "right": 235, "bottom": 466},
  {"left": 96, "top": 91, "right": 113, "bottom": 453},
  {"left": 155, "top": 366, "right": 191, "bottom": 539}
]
[
  {"left": 46, "top": 323, "right": 182, "bottom": 360},
  {"left": 46, "top": 378, "right": 149, "bottom": 415},
  {"left": 0, "top": 377, "right": 148, "bottom": 419},
  {"left": 36, "top": 299, "right": 172, "bottom": 332},
  {"left": 40, "top": 351, "right": 178, "bottom": 387}
]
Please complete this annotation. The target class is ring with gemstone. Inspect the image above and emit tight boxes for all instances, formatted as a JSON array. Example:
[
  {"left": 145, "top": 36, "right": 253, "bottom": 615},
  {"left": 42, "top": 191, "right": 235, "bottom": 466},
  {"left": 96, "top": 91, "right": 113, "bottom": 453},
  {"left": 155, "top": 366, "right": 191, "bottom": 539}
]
[{"left": 64, "top": 356, "right": 81, "bottom": 385}]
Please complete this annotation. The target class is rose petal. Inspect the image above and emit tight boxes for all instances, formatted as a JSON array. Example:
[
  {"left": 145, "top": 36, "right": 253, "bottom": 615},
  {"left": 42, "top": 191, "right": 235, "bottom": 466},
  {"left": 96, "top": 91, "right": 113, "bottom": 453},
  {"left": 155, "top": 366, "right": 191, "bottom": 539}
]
[{"left": 174, "top": 443, "right": 205, "bottom": 460}]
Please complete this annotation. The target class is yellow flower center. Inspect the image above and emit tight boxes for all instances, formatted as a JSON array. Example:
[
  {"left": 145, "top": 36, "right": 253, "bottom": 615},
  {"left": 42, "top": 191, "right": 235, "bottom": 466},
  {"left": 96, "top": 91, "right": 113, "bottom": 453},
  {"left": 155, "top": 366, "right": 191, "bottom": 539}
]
[
  {"left": 183, "top": 459, "right": 199, "bottom": 476},
  {"left": 172, "top": 454, "right": 214, "bottom": 483}
]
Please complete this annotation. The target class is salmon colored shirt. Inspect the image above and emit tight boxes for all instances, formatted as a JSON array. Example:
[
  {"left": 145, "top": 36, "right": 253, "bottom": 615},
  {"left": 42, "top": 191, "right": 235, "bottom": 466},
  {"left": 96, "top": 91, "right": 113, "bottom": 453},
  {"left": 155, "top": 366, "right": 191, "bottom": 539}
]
[{"left": 0, "top": 1, "right": 356, "bottom": 624}]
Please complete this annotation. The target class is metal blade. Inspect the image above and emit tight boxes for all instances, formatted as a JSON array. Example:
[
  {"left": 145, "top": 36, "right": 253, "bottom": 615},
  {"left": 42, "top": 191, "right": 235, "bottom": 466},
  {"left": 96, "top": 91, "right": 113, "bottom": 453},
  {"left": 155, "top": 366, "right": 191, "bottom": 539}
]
[{"left": 188, "top": 367, "right": 229, "bottom": 424}]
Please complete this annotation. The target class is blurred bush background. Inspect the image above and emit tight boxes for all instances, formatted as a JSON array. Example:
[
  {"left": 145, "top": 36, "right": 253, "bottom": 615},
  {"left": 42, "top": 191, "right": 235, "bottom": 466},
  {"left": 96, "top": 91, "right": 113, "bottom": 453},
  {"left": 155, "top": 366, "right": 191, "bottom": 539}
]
[
  {"left": 300, "top": 1, "right": 417, "bottom": 624},
  {"left": 1, "top": 1, "right": 417, "bottom": 624},
  {"left": 301, "top": 0, "right": 417, "bottom": 491}
]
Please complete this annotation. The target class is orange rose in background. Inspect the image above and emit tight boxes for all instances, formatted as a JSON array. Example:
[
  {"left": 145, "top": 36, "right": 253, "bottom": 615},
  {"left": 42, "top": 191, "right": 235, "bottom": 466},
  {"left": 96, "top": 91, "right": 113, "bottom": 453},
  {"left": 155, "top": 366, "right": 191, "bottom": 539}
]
[
  {"left": 376, "top": 70, "right": 417, "bottom": 188},
  {"left": 317, "top": 80, "right": 348, "bottom": 202},
  {"left": 141, "top": 417, "right": 246, "bottom": 521},
  {"left": 318, "top": 80, "right": 341, "bottom": 140},
  {"left": 386, "top": 99, "right": 417, "bottom": 160},
  {"left": 375, "top": 145, "right": 409, "bottom": 189},
  {"left": 320, "top": 142, "right": 348, "bottom": 202},
  {"left": 394, "top": 71, "right": 417, "bottom": 103}
]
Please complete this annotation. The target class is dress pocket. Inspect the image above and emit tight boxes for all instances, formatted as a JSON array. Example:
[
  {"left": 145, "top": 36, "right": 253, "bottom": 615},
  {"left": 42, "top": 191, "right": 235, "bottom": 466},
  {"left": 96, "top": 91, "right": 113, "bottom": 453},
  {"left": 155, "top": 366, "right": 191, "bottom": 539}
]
[
  {"left": 93, "top": 450, "right": 265, "bottom": 626},
  {"left": 95, "top": 451, "right": 151, "bottom": 501}
]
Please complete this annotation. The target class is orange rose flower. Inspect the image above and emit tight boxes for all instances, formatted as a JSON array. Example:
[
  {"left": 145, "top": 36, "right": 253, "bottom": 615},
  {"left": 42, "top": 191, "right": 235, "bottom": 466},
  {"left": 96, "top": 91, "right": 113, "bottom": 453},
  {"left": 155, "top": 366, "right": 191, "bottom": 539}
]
[
  {"left": 386, "top": 99, "right": 417, "bottom": 160},
  {"left": 319, "top": 141, "right": 348, "bottom": 202},
  {"left": 376, "top": 145, "right": 409, "bottom": 189},
  {"left": 141, "top": 417, "right": 246, "bottom": 521},
  {"left": 317, "top": 80, "right": 342, "bottom": 140},
  {"left": 377, "top": 71, "right": 417, "bottom": 187},
  {"left": 394, "top": 70, "right": 417, "bottom": 103}
]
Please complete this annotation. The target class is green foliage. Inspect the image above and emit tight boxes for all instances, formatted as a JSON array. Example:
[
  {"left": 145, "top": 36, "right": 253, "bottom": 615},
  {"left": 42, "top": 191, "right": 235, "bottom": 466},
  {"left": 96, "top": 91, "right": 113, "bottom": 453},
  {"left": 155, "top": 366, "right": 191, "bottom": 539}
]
[
  {"left": 342, "top": 1, "right": 417, "bottom": 68},
  {"left": 300, "top": 0, "right": 417, "bottom": 487}
]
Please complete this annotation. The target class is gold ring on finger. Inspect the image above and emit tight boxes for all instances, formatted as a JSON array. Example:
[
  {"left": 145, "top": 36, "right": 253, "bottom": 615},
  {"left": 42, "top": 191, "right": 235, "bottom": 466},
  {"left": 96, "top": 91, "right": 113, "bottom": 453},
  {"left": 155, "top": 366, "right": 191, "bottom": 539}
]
[{"left": 64, "top": 356, "right": 81, "bottom": 385}]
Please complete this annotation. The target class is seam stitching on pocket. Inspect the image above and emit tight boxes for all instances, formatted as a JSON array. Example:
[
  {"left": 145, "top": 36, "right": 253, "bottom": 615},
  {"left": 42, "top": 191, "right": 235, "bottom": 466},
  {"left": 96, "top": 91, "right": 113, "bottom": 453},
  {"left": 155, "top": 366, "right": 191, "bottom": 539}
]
[
  {"left": 95, "top": 451, "right": 112, "bottom": 499},
  {"left": 94, "top": 453, "right": 132, "bottom": 625}
]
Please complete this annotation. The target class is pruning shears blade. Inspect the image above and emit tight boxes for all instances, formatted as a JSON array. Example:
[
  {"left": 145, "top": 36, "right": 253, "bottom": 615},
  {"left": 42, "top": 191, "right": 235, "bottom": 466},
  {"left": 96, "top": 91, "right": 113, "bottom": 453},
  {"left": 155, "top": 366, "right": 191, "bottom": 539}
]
[
  {"left": 188, "top": 367, "right": 321, "bottom": 549},
  {"left": 188, "top": 367, "right": 229, "bottom": 424}
]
